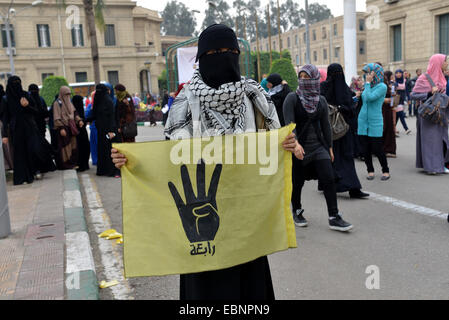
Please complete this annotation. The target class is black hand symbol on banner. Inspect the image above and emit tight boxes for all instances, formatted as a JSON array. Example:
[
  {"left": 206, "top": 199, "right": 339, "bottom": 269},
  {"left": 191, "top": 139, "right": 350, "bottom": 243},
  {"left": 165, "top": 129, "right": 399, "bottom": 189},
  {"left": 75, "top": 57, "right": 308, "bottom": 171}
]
[{"left": 168, "top": 160, "right": 222, "bottom": 243}]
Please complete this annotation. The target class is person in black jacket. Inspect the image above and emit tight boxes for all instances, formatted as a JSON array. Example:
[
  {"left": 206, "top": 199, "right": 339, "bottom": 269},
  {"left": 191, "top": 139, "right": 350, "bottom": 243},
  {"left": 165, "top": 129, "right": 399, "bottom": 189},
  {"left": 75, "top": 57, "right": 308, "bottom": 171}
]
[
  {"left": 72, "top": 95, "right": 90, "bottom": 172},
  {"left": 86, "top": 84, "right": 119, "bottom": 177},
  {"left": 283, "top": 64, "right": 353, "bottom": 232},
  {"left": 266, "top": 73, "right": 290, "bottom": 126},
  {"left": 320, "top": 63, "right": 369, "bottom": 199},
  {"left": 28, "top": 84, "right": 49, "bottom": 140}
]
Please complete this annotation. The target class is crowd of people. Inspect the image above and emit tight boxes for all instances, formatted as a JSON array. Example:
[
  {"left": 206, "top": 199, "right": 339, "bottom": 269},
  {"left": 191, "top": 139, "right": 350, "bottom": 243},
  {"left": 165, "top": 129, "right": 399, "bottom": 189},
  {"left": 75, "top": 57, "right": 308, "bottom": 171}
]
[
  {"left": 3, "top": 21, "right": 449, "bottom": 300},
  {"left": 0, "top": 79, "right": 142, "bottom": 185}
]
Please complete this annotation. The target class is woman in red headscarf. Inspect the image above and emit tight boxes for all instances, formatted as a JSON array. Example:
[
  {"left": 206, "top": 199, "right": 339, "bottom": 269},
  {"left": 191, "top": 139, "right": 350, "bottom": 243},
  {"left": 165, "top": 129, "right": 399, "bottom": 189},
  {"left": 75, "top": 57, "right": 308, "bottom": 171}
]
[{"left": 411, "top": 54, "right": 449, "bottom": 175}]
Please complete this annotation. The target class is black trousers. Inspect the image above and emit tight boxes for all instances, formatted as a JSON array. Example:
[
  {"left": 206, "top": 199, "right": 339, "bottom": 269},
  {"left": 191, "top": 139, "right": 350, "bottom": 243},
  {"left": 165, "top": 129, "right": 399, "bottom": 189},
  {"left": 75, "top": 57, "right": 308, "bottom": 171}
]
[
  {"left": 291, "top": 158, "right": 339, "bottom": 217},
  {"left": 359, "top": 135, "right": 390, "bottom": 174}
]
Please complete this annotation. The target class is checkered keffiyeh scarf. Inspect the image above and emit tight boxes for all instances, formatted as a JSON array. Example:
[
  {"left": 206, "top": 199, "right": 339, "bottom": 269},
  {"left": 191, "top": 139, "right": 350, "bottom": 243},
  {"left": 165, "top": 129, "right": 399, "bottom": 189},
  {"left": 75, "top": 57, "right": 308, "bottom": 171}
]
[
  {"left": 296, "top": 64, "right": 321, "bottom": 113},
  {"left": 189, "top": 70, "right": 246, "bottom": 134}
]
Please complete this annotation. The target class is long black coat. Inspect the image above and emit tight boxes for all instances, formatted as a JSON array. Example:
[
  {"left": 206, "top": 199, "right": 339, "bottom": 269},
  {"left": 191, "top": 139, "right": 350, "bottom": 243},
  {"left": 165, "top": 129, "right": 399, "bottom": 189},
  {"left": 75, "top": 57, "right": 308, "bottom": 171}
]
[{"left": 87, "top": 94, "right": 119, "bottom": 177}]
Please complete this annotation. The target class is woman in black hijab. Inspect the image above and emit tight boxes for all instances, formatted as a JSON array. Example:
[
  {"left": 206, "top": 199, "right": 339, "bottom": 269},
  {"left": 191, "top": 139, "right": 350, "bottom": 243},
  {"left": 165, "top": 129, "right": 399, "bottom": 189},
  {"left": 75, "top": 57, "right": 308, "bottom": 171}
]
[
  {"left": 112, "top": 24, "right": 303, "bottom": 300},
  {"left": 1, "top": 76, "right": 54, "bottom": 185},
  {"left": 266, "top": 73, "right": 290, "bottom": 126},
  {"left": 86, "top": 84, "right": 119, "bottom": 177},
  {"left": 28, "top": 84, "right": 49, "bottom": 140},
  {"left": 0, "top": 84, "right": 13, "bottom": 170},
  {"left": 320, "top": 63, "right": 369, "bottom": 199},
  {"left": 72, "top": 95, "right": 90, "bottom": 172}
]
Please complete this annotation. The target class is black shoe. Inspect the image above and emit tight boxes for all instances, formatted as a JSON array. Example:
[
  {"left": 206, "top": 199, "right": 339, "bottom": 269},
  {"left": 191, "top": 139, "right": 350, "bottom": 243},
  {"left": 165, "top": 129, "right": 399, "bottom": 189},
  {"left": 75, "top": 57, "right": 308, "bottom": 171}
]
[
  {"left": 329, "top": 214, "right": 353, "bottom": 232},
  {"left": 349, "top": 189, "right": 370, "bottom": 199},
  {"left": 293, "top": 209, "right": 308, "bottom": 227}
]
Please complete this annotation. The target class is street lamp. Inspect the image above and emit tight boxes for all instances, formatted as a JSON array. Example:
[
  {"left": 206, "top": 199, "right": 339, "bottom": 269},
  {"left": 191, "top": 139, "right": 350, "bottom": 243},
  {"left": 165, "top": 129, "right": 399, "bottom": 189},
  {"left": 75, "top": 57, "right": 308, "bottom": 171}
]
[{"left": 0, "top": 0, "right": 43, "bottom": 75}]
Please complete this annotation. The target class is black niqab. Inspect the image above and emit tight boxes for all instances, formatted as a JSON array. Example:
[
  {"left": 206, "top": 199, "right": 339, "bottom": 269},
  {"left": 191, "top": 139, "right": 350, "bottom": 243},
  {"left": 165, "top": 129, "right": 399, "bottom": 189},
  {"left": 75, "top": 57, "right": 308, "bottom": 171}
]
[
  {"left": 6, "top": 76, "right": 25, "bottom": 102},
  {"left": 72, "top": 95, "right": 85, "bottom": 119},
  {"left": 197, "top": 24, "right": 241, "bottom": 89},
  {"left": 320, "top": 63, "right": 353, "bottom": 107},
  {"left": 266, "top": 73, "right": 283, "bottom": 87}
]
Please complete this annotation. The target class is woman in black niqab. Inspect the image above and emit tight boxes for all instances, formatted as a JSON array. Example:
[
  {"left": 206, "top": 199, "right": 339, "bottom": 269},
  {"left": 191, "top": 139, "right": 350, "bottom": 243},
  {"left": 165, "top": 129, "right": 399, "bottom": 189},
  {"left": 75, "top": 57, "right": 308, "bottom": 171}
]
[
  {"left": 28, "top": 84, "right": 49, "bottom": 140},
  {"left": 86, "top": 84, "right": 119, "bottom": 177},
  {"left": 320, "top": 64, "right": 369, "bottom": 199},
  {"left": 1, "top": 76, "right": 55, "bottom": 185},
  {"left": 72, "top": 95, "right": 90, "bottom": 172}
]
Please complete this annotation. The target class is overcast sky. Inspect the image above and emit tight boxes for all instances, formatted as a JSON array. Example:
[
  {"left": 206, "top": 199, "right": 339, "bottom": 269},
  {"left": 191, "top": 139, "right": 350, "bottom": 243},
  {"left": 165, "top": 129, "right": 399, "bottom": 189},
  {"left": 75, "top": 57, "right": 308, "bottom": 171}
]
[{"left": 135, "top": 0, "right": 367, "bottom": 31}]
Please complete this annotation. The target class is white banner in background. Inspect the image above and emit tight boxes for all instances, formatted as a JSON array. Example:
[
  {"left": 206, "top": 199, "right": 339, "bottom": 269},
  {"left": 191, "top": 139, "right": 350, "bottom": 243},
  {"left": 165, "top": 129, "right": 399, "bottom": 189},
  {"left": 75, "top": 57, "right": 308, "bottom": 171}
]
[{"left": 177, "top": 47, "right": 199, "bottom": 84}]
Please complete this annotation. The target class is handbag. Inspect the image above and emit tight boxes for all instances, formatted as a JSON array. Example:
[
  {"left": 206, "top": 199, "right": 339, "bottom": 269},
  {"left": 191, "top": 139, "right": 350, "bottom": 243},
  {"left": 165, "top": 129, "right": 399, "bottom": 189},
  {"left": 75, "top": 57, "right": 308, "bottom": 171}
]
[
  {"left": 122, "top": 121, "right": 138, "bottom": 139},
  {"left": 68, "top": 119, "right": 79, "bottom": 136},
  {"left": 328, "top": 104, "right": 350, "bottom": 141},
  {"left": 417, "top": 74, "right": 449, "bottom": 126}
]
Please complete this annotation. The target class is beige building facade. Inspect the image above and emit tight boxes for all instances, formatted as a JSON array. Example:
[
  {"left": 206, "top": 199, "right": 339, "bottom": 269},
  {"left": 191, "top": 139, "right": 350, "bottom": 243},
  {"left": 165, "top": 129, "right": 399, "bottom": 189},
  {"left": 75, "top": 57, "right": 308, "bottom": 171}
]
[
  {"left": 251, "top": 13, "right": 367, "bottom": 72},
  {"left": 366, "top": 0, "right": 449, "bottom": 75},
  {"left": 0, "top": 0, "right": 167, "bottom": 95}
]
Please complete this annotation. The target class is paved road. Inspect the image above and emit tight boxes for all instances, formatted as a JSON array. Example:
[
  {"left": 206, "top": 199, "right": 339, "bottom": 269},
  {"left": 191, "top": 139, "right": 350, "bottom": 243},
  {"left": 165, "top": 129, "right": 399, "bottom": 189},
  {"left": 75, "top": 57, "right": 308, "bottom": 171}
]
[{"left": 80, "top": 119, "right": 449, "bottom": 300}]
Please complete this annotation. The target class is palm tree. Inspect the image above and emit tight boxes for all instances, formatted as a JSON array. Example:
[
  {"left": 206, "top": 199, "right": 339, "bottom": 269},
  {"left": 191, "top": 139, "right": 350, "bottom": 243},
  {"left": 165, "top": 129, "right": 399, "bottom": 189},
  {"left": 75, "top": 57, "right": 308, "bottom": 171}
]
[{"left": 58, "top": 0, "right": 105, "bottom": 84}]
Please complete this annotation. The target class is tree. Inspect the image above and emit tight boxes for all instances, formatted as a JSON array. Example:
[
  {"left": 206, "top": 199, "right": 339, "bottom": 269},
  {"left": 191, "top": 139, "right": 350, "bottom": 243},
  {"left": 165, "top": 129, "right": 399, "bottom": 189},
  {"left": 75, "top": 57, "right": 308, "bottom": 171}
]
[
  {"left": 161, "top": 1, "right": 196, "bottom": 36},
  {"left": 281, "top": 0, "right": 302, "bottom": 30},
  {"left": 300, "top": 3, "right": 332, "bottom": 24},
  {"left": 41, "top": 76, "right": 72, "bottom": 106},
  {"left": 202, "top": 0, "right": 233, "bottom": 30},
  {"left": 269, "top": 58, "right": 298, "bottom": 91},
  {"left": 250, "top": 49, "right": 291, "bottom": 80},
  {"left": 57, "top": 0, "right": 105, "bottom": 84}
]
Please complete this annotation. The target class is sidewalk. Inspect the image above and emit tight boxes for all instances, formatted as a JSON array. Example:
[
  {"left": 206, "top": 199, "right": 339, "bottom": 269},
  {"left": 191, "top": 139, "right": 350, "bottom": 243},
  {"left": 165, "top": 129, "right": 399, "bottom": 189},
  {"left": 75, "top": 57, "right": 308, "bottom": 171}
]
[{"left": 0, "top": 169, "right": 98, "bottom": 300}]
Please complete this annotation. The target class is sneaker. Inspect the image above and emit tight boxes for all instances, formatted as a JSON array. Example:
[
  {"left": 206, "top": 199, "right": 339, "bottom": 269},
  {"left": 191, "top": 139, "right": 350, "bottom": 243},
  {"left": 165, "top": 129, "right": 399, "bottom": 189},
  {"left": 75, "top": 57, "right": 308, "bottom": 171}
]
[
  {"left": 35, "top": 173, "right": 42, "bottom": 180},
  {"left": 329, "top": 214, "right": 353, "bottom": 232},
  {"left": 444, "top": 168, "right": 449, "bottom": 174},
  {"left": 406, "top": 130, "right": 412, "bottom": 135},
  {"left": 386, "top": 153, "right": 397, "bottom": 158},
  {"left": 293, "top": 209, "right": 308, "bottom": 227}
]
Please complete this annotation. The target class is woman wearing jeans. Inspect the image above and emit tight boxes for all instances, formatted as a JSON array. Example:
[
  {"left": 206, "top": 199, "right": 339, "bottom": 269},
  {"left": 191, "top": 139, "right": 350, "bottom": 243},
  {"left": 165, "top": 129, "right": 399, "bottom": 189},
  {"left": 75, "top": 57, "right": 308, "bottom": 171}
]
[
  {"left": 394, "top": 70, "right": 411, "bottom": 135},
  {"left": 283, "top": 64, "right": 353, "bottom": 232},
  {"left": 358, "top": 63, "right": 390, "bottom": 181}
]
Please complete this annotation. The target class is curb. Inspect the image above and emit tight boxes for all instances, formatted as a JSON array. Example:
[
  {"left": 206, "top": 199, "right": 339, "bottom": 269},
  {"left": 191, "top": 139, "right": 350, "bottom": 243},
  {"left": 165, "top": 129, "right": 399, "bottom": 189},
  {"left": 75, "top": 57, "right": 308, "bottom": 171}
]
[{"left": 62, "top": 170, "right": 99, "bottom": 300}]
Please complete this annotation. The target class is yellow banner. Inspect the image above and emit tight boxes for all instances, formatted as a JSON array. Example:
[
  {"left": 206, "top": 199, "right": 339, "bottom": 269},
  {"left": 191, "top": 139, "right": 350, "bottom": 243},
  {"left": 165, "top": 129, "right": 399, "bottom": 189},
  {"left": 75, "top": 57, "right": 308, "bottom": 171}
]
[{"left": 114, "top": 123, "right": 297, "bottom": 277}]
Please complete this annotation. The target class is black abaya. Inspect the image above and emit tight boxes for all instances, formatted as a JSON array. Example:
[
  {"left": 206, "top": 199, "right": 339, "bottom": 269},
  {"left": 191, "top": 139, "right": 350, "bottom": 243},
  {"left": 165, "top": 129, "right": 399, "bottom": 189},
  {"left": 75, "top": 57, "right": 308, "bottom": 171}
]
[
  {"left": 73, "top": 96, "right": 90, "bottom": 172},
  {"left": 87, "top": 86, "right": 119, "bottom": 177},
  {"left": 320, "top": 64, "right": 363, "bottom": 193},
  {"left": 180, "top": 256, "right": 274, "bottom": 300}
]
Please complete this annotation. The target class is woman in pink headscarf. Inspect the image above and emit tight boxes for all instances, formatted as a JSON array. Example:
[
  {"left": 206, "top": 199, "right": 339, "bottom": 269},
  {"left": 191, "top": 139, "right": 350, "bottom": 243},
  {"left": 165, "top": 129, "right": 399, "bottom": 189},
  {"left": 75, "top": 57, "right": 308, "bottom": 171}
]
[
  {"left": 411, "top": 54, "right": 449, "bottom": 175},
  {"left": 319, "top": 69, "right": 327, "bottom": 83}
]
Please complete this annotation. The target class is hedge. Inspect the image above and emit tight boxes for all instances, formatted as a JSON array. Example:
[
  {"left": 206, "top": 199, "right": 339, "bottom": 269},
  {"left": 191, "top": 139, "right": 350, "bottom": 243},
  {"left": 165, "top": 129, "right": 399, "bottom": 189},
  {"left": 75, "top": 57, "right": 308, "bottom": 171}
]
[
  {"left": 269, "top": 58, "right": 298, "bottom": 92},
  {"left": 41, "top": 76, "right": 72, "bottom": 106}
]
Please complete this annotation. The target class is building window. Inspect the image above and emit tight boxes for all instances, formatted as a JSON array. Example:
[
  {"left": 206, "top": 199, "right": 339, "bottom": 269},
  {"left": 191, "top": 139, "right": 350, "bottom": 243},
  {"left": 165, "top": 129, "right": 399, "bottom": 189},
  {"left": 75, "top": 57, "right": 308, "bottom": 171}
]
[
  {"left": 41, "top": 73, "right": 54, "bottom": 83},
  {"left": 313, "top": 50, "right": 317, "bottom": 62},
  {"left": 266, "top": 43, "right": 268, "bottom": 51},
  {"left": 273, "top": 41, "right": 276, "bottom": 50},
  {"left": 280, "top": 39, "right": 283, "bottom": 50},
  {"left": 335, "top": 47, "right": 340, "bottom": 58},
  {"left": 75, "top": 72, "right": 88, "bottom": 83},
  {"left": 71, "top": 24, "right": 84, "bottom": 47},
  {"left": 105, "top": 24, "right": 116, "bottom": 46},
  {"left": 1, "top": 24, "right": 15, "bottom": 48},
  {"left": 439, "top": 13, "right": 449, "bottom": 55},
  {"left": 391, "top": 24, "right": 402, "bottom": 62},
  {"left": 333, "top": 24, "right": 338, "bottom": 36},
  {"left": 359, "top": 19, "right": 365, "bottom": 31},
  {"left": 37, "top": 24, "right": 51, "bottom": 48},
  {"left": 312, "top": 30, "right": 316, "bottom": 41},
  {"left": 359, "top": 40, "right": 366, "bottom": 55},
  {"left": 295, "top": 34, "right": 298, "bottom": 46},
  {"left": 323, "top": 48, "right": 327, "bottom": 61},
  {"left": 296, "top": 54, "right": 299, "bottom": 65},
  {"left": 322, "top": 27, "right": 327, "bottom": 39},
  {"left": 287, "top": 37, "right": 290, "bottom": 48},
  {"left": 107, "top": 71, "right": 119, "bottom": 87},
  {"left": 303, "top": 32, "right": 306, "bottom": 42}
]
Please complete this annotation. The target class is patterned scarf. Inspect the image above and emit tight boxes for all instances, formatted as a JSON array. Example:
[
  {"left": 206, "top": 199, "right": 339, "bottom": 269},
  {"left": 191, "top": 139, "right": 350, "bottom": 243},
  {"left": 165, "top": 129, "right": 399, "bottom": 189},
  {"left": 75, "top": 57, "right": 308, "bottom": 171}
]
[
  {"left": 296, "top": 64, "right": 321, "bottom": 113},
  {"left": 189, "top": 70, "right": 247, "bottom": 134},
  {"left": 363, "top": 63, "right": 384, "bottom": 88}
]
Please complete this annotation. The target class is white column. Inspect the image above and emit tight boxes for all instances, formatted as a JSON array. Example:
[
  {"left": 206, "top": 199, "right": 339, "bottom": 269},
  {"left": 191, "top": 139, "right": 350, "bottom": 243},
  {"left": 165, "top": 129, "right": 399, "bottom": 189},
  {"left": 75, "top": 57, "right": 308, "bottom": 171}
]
[{"left": 344, "top": 0, "right": 357, "bottom": 85}]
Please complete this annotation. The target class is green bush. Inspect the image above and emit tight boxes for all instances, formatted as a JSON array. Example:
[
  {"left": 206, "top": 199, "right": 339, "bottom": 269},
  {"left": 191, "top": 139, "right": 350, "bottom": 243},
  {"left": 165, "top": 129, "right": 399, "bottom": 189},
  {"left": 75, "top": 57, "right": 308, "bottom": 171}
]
[
  {"left": 41, "top": 76, "right": 71, "bottom": 106},
  {"left": 250, "top": 49, "right": 292, "bottom": 82},
  {"left": 269, "top": 58, "right": 298, "bottom": 92}
]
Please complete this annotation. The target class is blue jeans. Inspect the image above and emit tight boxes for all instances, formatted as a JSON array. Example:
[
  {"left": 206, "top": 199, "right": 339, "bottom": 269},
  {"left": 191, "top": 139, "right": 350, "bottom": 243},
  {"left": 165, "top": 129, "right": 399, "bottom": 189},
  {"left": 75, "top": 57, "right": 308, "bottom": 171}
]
[{"left": 396, "top": 110, "right": 409, "bottom": 131}]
